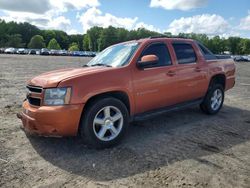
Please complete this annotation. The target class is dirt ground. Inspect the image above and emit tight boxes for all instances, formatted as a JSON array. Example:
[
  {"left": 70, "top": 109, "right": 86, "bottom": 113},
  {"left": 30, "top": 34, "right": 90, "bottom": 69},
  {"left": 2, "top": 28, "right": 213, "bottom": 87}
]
[{"left": 0, "top": 54, "right": 250, "bottom": 188}]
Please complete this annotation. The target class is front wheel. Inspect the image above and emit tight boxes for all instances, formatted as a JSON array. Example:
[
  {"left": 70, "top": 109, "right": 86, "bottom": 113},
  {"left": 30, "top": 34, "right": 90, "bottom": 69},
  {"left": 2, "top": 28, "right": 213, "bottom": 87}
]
[
  {"left": 80, "top": 98, "right": 129, "bottom": 149},
  {"left": 200, "top": 84, "right": 224, "bottom": 115}
]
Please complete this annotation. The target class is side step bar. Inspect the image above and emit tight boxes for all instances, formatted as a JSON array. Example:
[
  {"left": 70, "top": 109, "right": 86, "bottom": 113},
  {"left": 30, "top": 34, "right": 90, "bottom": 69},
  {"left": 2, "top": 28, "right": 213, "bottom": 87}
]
[{"left": 131, "top": 98, "right": 203, "bottom": 122}]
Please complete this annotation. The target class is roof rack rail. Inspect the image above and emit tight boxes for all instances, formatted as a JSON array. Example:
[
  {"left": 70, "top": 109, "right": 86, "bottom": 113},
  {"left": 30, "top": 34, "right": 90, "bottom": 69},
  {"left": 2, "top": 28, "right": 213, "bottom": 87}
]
[
  {"left": 149, "top": 35, "right": 169, "bottom": 39},
  {"left": 149, "top": 35, "right": 189, "bottom": 39}
]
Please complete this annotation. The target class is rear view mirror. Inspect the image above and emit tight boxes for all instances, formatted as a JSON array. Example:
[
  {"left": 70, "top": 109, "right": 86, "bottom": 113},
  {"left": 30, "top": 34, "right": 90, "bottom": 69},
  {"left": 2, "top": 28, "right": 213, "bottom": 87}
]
[{"left": 137, "top": 55, "right": 159, "bottom": 69}]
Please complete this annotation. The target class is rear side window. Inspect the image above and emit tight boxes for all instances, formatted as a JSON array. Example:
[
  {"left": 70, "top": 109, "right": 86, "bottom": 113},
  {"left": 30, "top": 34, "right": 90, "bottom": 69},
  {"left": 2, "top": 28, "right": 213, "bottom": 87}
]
[
  {"left": 198, "top": 43, "right": 211, "bottom": 55},
  {"left": 173, "top": 43, "right": 197, "bottom": 64},
  {"left": 197, "top": 43, "right": 217, "bottom": 60},
  {"left": 141, "top": 43, "right": 172, "bottom": 67}
]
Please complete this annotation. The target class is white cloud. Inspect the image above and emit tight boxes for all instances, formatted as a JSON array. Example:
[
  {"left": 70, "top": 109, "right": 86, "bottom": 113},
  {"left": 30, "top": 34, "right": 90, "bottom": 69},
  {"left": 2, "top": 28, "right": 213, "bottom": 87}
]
[
  {"left": 239, "top": 11, "right": 250, "bottom": 30},
  {"left": 0, "top": 0, "right": 100, "bottom": 15},
  {"left": 49, "top": 0, "right": 100, "bottom": 14},
  {"left": 150, "top": 0, "right": 208, "bottom": 11},
  {"left": 47, "top": 16, "right": 71, "bottom": 30},
  {"left": 135, "top": 22, "right": 161, "bottom": 33},
  {"left": 0, "top": 11, "right": 72, "bottom": 32},
  {"left": 0, "top": 0, "right": 100, "bottom": 34},
  {"left": 0, "top": 0, "right": 51, "bottom": 14},
  {"left": 77, "top": 7, "right": 139, "bottom": 33},
  {"left": 166, "top": 14, "right": 230, "bottom": 36},
  {"left": 0, "top": 11, "right": 50, "bottom": 26},
  {"left": 67, "top": 29, "right": 81, "bottom": 35}
]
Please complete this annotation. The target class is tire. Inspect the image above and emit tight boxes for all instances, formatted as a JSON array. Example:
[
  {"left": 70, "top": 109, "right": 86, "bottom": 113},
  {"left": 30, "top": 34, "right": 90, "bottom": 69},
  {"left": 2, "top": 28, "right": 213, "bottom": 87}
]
[
  {"left": 80, "top": 97, "right": 129, "bottom": 149},
  {"left": 200, "top": 84, "right": 224, "bottom": 115}
]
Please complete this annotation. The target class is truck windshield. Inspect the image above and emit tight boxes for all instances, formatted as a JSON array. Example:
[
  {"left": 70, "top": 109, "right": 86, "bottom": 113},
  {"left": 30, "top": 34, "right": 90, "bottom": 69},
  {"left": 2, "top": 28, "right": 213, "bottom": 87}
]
[{"left": 87, "top": 42, "right": 139, "bottom": 67}]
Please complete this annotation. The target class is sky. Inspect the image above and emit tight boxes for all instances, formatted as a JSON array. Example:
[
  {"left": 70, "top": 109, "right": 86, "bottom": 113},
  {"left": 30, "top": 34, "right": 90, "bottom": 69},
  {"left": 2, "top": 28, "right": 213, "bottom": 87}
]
[{"left": 0, "top": 0, "right": 249, "bottom": 38}]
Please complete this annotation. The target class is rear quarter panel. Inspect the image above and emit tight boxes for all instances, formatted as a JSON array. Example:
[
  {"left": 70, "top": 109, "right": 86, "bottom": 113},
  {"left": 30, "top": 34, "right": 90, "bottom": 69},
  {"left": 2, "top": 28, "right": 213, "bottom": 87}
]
[{"left": 206, "top": 59, "right": 236, "bottom": 91}]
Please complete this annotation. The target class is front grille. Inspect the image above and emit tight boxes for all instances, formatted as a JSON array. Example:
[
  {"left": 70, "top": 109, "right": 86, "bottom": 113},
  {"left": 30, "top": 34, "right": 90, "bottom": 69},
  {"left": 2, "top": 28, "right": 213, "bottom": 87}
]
[
  {"left": 28, "top": 97, "right": 41, "bottom": 106},
  {"left": 26, "top": 85, "right": 43, "bottom": 106},
  {"left": 27, "top": 85, "right": 42, "bottom": 93}
]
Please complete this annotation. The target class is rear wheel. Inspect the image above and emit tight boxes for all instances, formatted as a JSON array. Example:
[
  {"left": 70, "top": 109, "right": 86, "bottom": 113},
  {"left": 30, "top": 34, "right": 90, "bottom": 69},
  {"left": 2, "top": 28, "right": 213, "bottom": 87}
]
[
  {"left": 200, "top": 84, "right": 224, "bottom": 115},
  {"left": 80, "top": 97, "right": 129, "bottom": 149}
]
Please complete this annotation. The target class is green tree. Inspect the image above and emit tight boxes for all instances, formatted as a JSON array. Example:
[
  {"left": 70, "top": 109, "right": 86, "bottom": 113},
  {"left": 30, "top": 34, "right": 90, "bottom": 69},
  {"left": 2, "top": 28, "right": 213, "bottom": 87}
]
[
  {"left": 136, "top": 28, "right": 159, "bottom": 39},
  {"left": 117, "top": 28, "right": 129, "bottom": 43},
  {"left": 83, "top": 34, "right": 90, "bottom": 51},
  {"left": 227, "top": 37, "right": 241, "bottom": 55},
  {"left": 69, "top": 34, "right": 83, "bottom": 51},
  {"left": 47, "top": 38, "right": 61, "bottom": 49},
  {"left": 2, "top": 18, "right": 250, "bottom": 55},
  {"left": 163, "top": 32, "right": 173, "bottom": 37},
  {"left": 189, "top": 33, "right": 209, "bottom": 47},
  {"left": 87, "top": 26, "right": 103, "bottom": 51},
  {"left": 5, "top": 34, "right": 24, "bottom": 48},
  {"left": 28, "top": 35, "right": 45, "bottom": 49},
  {"left": 0, "top": 19, "right": 40, "bottom": 47},
  {"left": 128, "top": 30, "right": 138, "bottom": 40},
  {"left": 18, "top": 22, "right": 41, "bottom": 46},
  {"left": 53, "top": 30, "right": 69, "bottom": 50},
  {"left": 42, "top": 30, "right": 56, "bottom": 45},
  {"left": 208, "top": 36, "right": 225, "bottom": 54},
  {"left": 239, "top": 39, "right": 250, "bottom": 54},
  {"left": 98, "top": 26, "right": 118, "bottom": 51},
  {"left": 68, "top": 42, "right": 79, "bottom": 51}
]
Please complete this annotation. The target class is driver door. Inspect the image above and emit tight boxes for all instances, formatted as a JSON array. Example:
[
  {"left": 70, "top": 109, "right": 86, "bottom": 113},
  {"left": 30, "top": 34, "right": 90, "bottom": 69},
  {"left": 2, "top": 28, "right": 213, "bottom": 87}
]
[{"left": 132, "top": 42, "right": 178, "bottom": 114}]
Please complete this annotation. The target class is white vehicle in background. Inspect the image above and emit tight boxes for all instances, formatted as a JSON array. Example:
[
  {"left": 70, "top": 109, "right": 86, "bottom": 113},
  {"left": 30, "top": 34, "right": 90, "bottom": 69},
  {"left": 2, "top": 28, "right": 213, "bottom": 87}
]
[
  {"left": 242, "top": 56, "right": 250, "bottom": 62},
  {"left": 247, "top": 55, "right": 250, "bottom": 62},
  {"left": 4, "top": 48, "right": 15, "bottom": 54},
  {"left": 17, "top": 48, "right": 28, "bottom": 54}
]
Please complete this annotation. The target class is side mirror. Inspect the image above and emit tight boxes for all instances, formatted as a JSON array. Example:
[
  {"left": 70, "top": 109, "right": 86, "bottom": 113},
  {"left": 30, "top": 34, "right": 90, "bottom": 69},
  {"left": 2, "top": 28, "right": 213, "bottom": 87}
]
[{"left": 137, "top": 55, "right": 159, "bottom": 69}]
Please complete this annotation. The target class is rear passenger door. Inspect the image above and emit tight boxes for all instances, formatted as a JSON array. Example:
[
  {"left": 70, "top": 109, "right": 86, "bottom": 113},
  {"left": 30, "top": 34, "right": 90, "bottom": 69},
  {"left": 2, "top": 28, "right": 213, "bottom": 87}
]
[{"left": 171, "top": 42, "right": 208, "bottom": 102}]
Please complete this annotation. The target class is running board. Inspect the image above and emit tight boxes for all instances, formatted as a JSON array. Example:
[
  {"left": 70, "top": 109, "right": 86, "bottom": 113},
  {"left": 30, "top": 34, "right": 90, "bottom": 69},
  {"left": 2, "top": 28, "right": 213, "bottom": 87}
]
[{"left": 132, "top": 98, "right": 203, "bottom": 122}]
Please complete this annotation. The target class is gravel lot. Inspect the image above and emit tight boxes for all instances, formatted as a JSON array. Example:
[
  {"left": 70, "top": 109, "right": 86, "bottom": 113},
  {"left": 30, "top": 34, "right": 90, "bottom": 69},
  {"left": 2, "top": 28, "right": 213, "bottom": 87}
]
[{"left": 0, "top": 54, "right": 250, "bottom": 188}]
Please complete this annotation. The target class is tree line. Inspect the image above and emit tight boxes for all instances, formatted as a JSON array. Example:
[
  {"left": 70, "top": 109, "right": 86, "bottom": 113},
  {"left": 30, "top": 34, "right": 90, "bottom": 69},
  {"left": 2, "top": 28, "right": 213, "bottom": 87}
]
[{"left": 0, "top": 19, "right": 250, "bottom": 54}]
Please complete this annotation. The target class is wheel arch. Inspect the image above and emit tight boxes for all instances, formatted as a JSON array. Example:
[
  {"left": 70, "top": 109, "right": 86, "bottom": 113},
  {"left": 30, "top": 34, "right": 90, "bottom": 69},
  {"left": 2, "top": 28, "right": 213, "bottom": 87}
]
[
  {"left": 78, "top": 90, "right": 131, "bottom": 136},
  {"left": 209, "top": 74, "right": 226, "bottom": 90}
]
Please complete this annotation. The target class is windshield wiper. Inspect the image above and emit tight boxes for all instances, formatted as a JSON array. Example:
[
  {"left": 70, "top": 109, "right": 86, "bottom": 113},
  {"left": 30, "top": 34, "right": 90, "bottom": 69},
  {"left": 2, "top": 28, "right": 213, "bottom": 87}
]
[
  {"left": 82, "top": 64, "right": 89, "bottom": 67},
  {"left": 90, "top": 63, "right": 112, "bottom": 67}
]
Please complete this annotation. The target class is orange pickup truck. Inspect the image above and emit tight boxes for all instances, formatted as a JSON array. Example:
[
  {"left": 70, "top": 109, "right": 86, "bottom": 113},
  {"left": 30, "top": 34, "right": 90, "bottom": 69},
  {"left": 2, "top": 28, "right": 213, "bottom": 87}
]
[{"left": 17, "top": 37, "right": 236, "bottom": 148}]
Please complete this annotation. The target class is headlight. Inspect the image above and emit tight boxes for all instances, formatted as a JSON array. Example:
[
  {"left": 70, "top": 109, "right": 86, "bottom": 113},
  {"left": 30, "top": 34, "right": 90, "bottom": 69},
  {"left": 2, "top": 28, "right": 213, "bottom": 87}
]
[{"left": 44, "top": 87, "right": 71, "bottom": 106}]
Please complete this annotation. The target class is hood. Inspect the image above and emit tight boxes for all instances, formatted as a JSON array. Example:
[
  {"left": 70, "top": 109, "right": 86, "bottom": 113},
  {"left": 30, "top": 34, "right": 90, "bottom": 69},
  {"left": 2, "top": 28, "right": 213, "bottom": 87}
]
[{"left": 28, "top": 67, "right": 108, "bottom": 88}]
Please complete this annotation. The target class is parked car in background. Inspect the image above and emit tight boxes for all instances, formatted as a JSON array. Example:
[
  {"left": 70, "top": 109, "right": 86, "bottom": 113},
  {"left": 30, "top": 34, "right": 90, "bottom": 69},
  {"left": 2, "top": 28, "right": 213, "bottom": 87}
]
[
  {"left": 0, "top": 47, "right": 97, "bottom": 57},
  {"left": 17, "top": 37, "right": 236, "bottom": 149},
  {"left": 70, "top": 51, "right": 81, "bottom": 56},
  {"left": 243, "top": 56, "right": 250, "bottom": 62},
  {"left": 89, "top": 51, "right": 97, "bottom": 57},
  {"left": 17, "top": 48, "right": 28, "bottom": 55},
  {"left": 234, "top": 55, "right": 250, "bottom": 62},
  {"left": 58, "top": 50, "right": 68, "bottom": 56},
  {"left": 40, "top": 48, "right": 50, "bottom": 55},
  {"left": 50, "top": 49, "right": 59, "bottom": 56},
  {"left": 28, "top": 49, "right": 37, "bottom": 55},
  {"left": 0, "top": 48, "right": 5, "bottom": 53},
  {"left": 83, "top": 51, "right": 97, "bottom": 57},
  {"left": 216, "top": 55, "right": 232, "bottom": 59},
  {"left": 4, "top": 48, "right": 16, "bottom": 54}
]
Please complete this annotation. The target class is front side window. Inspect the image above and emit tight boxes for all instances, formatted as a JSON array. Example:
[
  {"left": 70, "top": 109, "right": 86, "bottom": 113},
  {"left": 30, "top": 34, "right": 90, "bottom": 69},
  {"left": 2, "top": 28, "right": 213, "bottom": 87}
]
[
  {"left": 173, "top": 43, "right": 197, "bottom": 64},
  {"left": 140, "top": 43, "right": 172, "bottom": 67},
  {"left": 87, "top": 42, "right": 139, "bottom": 67}
]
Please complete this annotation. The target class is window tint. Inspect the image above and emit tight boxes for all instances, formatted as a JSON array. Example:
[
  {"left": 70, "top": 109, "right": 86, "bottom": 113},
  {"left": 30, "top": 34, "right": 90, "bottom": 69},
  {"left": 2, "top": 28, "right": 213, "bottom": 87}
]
[
  {"left": 197, "top": 43, "right": 217, "bottom": 60},
  {"left": 141, "top": 43, "right": 172, "bottom": 67},
  {"left": 198, "top": 43, "right": 210, "bottom": 55},
  {"left": 173, "top": 43, "right": 197, "bottom": 64}
]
